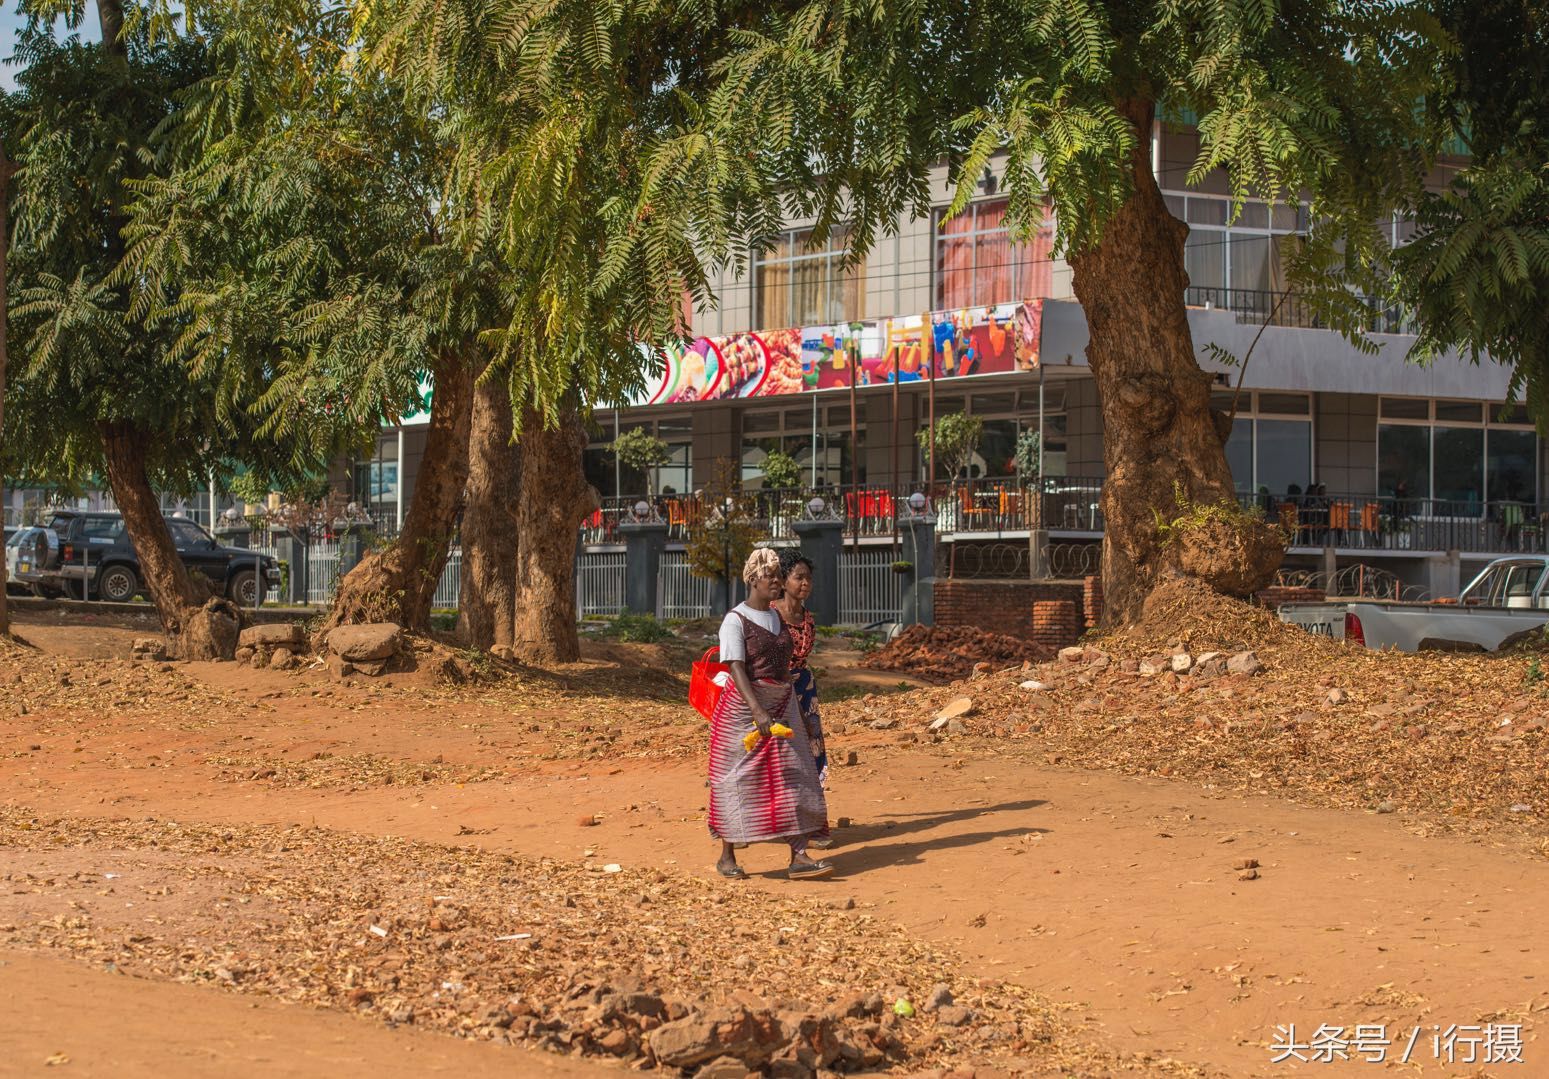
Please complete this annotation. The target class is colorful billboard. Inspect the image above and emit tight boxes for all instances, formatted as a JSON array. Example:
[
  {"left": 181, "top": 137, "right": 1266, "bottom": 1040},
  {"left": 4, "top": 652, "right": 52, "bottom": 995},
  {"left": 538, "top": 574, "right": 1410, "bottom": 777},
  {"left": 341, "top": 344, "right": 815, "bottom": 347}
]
[{"left": 630, "top": 299, "right": 1043, "bottom": 406}]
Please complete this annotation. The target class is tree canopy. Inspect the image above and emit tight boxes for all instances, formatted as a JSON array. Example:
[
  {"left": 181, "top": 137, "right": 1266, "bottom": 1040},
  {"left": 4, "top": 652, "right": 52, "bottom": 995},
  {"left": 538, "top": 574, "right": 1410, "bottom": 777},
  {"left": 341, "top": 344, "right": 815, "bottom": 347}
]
[{"left": 1396, "top": 0, "right": 1549, "bottom": 420}]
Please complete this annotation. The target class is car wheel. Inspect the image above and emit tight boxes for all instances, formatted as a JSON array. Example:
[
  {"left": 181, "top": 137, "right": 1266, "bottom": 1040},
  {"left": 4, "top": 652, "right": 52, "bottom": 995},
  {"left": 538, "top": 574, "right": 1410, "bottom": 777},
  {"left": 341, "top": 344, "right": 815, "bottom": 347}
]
[
  {"left": 228, "top": 569, "right": 259, "bottom": 607},
  {"left": 98, "top": 565, "right": 140, "bottom": 604}
]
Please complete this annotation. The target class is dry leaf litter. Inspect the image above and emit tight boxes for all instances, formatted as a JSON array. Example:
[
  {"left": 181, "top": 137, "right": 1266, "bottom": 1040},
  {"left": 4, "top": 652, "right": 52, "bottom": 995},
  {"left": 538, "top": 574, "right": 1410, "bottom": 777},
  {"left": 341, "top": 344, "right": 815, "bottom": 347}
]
[
  {"left": 839, "top": 579, "right": 1549, "bottom": 846},
  {"left": 0, "top": 808, "right": 1200, "bottom": 1077}
]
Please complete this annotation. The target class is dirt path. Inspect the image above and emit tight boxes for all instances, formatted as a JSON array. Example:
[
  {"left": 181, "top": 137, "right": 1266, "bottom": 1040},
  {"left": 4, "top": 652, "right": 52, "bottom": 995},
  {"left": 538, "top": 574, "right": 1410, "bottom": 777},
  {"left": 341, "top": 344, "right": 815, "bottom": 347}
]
[
  {"left": 2, "top": 614, "right": 1544, "bottom": 1076},
  {"left": 0, "top": 951, "right": 606, "bottom": 1078},
  {"left": 8, "top": 724, "right": 1545, "bottom": 1075}
]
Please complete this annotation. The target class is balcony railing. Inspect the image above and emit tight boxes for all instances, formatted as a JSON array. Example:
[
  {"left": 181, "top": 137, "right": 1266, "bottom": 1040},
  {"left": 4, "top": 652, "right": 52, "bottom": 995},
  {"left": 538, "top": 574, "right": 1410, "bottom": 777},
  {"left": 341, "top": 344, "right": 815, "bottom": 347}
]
[
  {"left": 582, "top": 479, "right": 1549, "bottom": 556},
  {"left": 1248, "top": 491, "right": 1547, "bottom": 554},
  {"left": 1185, "top": 286, "right": 1416, "bottom": 335}
]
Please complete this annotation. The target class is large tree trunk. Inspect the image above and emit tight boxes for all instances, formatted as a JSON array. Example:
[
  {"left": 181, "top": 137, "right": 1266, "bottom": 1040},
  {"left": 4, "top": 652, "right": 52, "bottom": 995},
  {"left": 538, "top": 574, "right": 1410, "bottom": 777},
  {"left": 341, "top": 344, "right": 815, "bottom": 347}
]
[
  {"left": 457, "top": 372, "right": 520, "bottom": 652},
  {"left": 1068, "top": 98, "right": 1277, "bottom": 625},
  {"left": 96, "top": 0, "right": 126, "bottom": 57},
  {"left": 321, "top": 349, "right": 474, "bottom": 636},
  {"left": 511, "top": 407, "right": 597, "bottom": 664},
  {"left": 100, "top": 422, "right": 239, "bottom": 659}
]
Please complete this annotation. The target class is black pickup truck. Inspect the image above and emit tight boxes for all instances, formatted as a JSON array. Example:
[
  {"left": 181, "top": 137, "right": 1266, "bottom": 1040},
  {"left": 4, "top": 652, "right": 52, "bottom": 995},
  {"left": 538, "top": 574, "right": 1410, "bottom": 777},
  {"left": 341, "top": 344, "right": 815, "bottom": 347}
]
[{"left": 13, "top": 510, "right": 280, "bottom": 605}]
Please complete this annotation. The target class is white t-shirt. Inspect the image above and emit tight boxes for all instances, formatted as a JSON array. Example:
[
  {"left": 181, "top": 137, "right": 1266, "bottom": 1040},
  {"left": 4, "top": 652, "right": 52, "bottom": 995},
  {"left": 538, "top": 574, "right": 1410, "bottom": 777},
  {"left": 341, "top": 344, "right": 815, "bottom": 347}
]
[{"left": 717, "top": 603, "right": 782, "bottom": 665}]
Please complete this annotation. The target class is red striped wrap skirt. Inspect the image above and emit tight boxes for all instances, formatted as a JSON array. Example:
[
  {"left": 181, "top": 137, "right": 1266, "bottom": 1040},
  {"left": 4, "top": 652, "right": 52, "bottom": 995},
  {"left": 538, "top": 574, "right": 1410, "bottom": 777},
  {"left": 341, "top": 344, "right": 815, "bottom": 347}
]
[{"left": 707, "top": 678, "right": 830, "bottom": 844}]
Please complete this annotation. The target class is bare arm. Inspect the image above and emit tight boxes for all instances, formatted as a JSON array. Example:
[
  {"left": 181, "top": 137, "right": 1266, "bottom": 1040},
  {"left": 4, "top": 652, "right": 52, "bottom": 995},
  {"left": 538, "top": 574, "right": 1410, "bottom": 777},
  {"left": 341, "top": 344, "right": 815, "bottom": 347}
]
[{"left": 727, "top": 659, "right": 772, "bottom": 737}]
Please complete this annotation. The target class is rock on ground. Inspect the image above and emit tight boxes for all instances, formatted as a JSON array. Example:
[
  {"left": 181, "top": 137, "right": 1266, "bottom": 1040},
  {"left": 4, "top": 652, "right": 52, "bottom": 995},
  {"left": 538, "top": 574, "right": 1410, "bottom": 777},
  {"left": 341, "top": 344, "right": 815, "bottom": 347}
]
[
  {"left": 326, "top": 623, "right": 403, "bottom": 664},
  {"left": 239, "top": 623, "right": 306, "bottom": 650}
]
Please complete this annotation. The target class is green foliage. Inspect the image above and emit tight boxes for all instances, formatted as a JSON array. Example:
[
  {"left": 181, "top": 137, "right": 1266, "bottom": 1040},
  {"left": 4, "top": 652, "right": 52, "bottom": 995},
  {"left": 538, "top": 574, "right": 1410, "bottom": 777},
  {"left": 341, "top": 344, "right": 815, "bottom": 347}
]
[
  {"left": 0, "top": 22, "right": 313, "bottom": 499},
  {"left": 1524, "top": 655, "right": 1544, "bottom": 688},
  {"left": 890, "top": 560, "right": 913, "bottom": 574},
  {"left": 685, "top": 459, "right": 763, "bottom": 584},
  {"left": 600, "top": 613, "right": 674, "bottom": 643},
  {"left": 702, "top": 0, "right": 1443, "bottom": 299},
  {"left": 759, "top": 449, "right": 801, "bottom": 490},
  {"left": 920, "top": 413, "right": 984, "bottom": 482},
  {"left": 611, "top": 428, "right": 671, "bottom": 490},
  {"left": 1392, "top": 1, "right": 1549, "bottom": 426},
  {"left": 1153, "top": 482, "right": 1274, "bottom": 545},
  {"left": 1013, "top": 429, "right": 1042, "bottom": 481}
]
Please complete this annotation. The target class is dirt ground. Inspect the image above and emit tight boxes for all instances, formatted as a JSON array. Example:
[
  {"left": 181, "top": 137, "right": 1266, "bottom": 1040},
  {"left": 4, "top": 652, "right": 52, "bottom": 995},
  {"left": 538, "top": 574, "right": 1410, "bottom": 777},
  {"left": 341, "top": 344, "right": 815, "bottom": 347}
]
[{"left": 2, "top": 609, "right": 1545, "bottom": 1077}]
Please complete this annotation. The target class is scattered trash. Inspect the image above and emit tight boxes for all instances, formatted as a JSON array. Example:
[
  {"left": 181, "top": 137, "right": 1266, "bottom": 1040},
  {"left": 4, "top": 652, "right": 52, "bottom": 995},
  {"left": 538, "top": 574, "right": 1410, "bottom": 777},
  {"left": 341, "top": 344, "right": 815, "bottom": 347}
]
[
  {"left": 603, "top": 864, "right": 623, "bottom": 874},
  {"left": 494, "top": 933, "right": 533, "bottom": 942},
  {"left": 368, "top": 924, "right": 388, "bottom": 937}
]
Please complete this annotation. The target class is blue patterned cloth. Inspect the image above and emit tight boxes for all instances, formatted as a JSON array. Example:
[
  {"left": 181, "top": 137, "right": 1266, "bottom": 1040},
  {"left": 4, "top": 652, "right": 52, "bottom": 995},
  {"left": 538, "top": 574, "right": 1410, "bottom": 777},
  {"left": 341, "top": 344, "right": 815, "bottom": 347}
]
[{"left": 792, "top": 666, "right": 827, "bottom": 781}]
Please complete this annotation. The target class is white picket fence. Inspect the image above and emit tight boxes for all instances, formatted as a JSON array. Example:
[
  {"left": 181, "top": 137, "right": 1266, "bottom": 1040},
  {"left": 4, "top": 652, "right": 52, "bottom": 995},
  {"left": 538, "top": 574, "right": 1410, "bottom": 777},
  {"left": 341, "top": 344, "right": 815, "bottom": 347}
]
[
  {"left": 837, "top": 547, "right": 904, "bottom": 626},
  {"left": 657, "top": 551, "right": 722, "bottom": 620},
  {"left": 575, "top": 550, "right": 626, "bottom": 616}
]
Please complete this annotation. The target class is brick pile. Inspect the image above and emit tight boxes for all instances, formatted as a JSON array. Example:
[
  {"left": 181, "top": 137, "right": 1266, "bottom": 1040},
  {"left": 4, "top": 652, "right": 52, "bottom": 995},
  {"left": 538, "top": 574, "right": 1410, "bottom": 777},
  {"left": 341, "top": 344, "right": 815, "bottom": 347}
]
[{"left": 864, "top": 624, "right": 1056, "bottom": 684}]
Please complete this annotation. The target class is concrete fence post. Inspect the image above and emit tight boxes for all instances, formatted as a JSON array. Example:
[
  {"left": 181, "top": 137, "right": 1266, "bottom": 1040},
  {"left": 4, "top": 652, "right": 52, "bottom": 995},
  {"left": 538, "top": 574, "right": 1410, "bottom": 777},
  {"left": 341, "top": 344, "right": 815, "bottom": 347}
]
[
  {"left": 793, "top": 519, "right": 844, "bottom": 627},
  {"left": 620, "top": 520, "right": 668, "bottom": 617},
  {"left": 899, "top": 509, "right": 936, "bottom": 627}
]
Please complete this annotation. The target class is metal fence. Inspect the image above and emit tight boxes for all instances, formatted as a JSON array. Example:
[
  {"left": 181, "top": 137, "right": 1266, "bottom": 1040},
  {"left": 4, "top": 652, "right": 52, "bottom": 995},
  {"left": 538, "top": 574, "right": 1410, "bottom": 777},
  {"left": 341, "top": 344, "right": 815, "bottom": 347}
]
[
  {"left": 657, "top": 551, "right": 724, "bottom": 620},
  {"left": 576, "top": 550, "right": 626, "bottom": 617},
  {"left": 837, "top": 546, "right": 904, "bottom": 625},
  {"left": 305, "top": 540, "right": 342, "bottom": 605}
]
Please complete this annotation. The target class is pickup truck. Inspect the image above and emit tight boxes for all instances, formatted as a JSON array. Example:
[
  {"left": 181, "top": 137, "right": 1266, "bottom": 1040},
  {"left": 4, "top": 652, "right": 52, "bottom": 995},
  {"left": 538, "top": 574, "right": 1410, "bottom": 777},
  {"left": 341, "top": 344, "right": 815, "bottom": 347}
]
[
  {"left": 13, "top": 510, "right": 279, "bottom": 606},
  {"left": 1278, "top": 556, "right": 1549, "bottom": 652}
]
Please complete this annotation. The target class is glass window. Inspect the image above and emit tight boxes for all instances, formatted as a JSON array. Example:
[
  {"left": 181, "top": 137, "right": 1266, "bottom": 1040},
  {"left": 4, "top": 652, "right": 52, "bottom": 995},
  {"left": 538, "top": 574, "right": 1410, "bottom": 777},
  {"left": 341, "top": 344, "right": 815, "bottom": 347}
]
[
  {"left": 1433, "top": 427, "right": 1484, "bottom": 508},
  {"left": 583, "top": 446, "right": 619, "bottom": 498},
  {"left": 1378, "top": 424, "right": 1429, "bottom": 500},
  {"left": 1039, "top": 413, "right": 1068, "bottom": 476},
  {"left": 756, "top": 227, "right": 863, "bottom": 328},
  {"left": 1436, "top": 400, "right": 1483, "bottom": 423},
  {"left": 1493, "top": 403, "right": 1532, "bottom": 426},
  {"left": 971, "top": 393, "right": 1017, "bottom": 416},
  {"left": 656, "top": 442, "right": 691, "bottom": 496},
  {"left": 1229, "top": 234, "right": 1272, "bottom": 292},
  {"left": 743, "top": 410, "right": 779, "bottom": 433},
  {"left": 1488, "top": 429, "right": 1537, "bottom": 503},
  {"left": 1187, "top": 198, "right": 1229, "bottom": 226},
  {"left": 740, "top": 436, "right": 782, "bottom": 489},
  {"left": 1257, "top": 420, "right": 1313, "bottom": 500},
  {"left": 1185, "top": 232, "right": 1225, "bottom": 292},
  {"left": 934, "top": 198, "right": 1055, "bottom": 308},
  {"left": 1380, "top": 397, "right": 1429, "bottom": 420},
  {"left": 1258, "top": 393, "right": 1310, "bottom": 416},
  {"left": 169, "top": 519, "right": 210, "bottom": 548},
  {"left": 978, "top": 420, "right": 1020, "bottom": 480},
  {"left": 80, "top": 516, "right": 124, "bottom": 542},
  {"left": 1234, "top": 201, "right": 1268, "bottom": 229},
  {"left": 1225, "top": 419, "right": 1254, "bottom": 493}
]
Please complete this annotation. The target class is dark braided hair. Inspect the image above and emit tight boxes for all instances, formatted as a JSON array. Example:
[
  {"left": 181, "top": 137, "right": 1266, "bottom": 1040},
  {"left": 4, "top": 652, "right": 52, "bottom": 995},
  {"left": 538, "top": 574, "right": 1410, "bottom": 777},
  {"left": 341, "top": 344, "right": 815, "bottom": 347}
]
[{"left": 778, "top": 547, "right": 814, "bottom": 579}]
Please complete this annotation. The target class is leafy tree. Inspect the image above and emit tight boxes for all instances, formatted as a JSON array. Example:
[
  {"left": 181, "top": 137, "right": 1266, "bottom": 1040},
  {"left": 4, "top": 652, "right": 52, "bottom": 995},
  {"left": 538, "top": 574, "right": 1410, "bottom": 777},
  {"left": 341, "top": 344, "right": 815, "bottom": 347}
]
[
  {"left": 759, "top": 449, "right": 802, "bottom": 490},
  {"left": 922, "top": 413, "right": 984, "bottom": 484},
  {"left": 1395, "top": 1, "right": 1549, "bottom": 419},
  {"left": 357, "top": 0, "right": 750, "bottom": 660},
  {"left": 686, "top": 459, "right": 762, "bottom": 611},
  {"left": 703, "top": 0, "right": 1444, "bottom": 622},
  {"left": 612, "top": 427, "right": 672, "bottom": 495},
  {"left": 0, "top": 18, "right": 314, "bottom": 655},
  {"left": 117, "top": 0, "right": 513, "bottom": 639}
]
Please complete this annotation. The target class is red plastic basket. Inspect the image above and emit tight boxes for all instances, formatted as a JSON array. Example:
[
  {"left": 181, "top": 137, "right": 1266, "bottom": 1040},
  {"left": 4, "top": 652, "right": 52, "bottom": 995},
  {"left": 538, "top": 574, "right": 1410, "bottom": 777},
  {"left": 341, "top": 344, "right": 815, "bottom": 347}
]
[{"left": 689, "top": 646, "right": 730, "bottom": 720}]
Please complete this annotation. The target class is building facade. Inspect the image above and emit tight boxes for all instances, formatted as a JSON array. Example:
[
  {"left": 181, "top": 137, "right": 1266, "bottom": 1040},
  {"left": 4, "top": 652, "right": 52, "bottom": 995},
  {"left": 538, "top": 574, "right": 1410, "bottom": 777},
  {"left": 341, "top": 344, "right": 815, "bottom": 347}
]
[{"left": 359, "top": 126, "right": 1531, "bottom": 600}]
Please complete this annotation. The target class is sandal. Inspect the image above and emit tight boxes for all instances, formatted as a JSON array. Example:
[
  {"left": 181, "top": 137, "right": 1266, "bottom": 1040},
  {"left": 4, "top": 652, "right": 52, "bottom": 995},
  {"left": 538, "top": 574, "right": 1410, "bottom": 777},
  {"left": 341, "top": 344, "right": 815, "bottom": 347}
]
[
  {"left": 716, "top": 862, "right": 748, "bottom": 880},
  {"left": 788, "top": 859, "right": 834, "bottom": 881}
]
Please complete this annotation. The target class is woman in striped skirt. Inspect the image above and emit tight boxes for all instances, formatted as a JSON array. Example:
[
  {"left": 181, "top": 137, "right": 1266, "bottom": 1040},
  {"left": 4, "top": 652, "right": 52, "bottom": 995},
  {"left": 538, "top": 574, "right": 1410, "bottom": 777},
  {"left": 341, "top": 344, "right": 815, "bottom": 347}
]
[{"left": 708, "top": 548, "right": 833, "bottom": 880}]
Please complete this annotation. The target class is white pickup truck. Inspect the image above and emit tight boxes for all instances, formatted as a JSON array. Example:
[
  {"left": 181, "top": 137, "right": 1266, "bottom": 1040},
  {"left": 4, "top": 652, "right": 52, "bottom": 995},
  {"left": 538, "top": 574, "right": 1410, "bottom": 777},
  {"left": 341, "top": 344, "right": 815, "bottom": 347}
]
[{"left": 1278, "top": 556, "right": 1549, "bottom": 652}]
